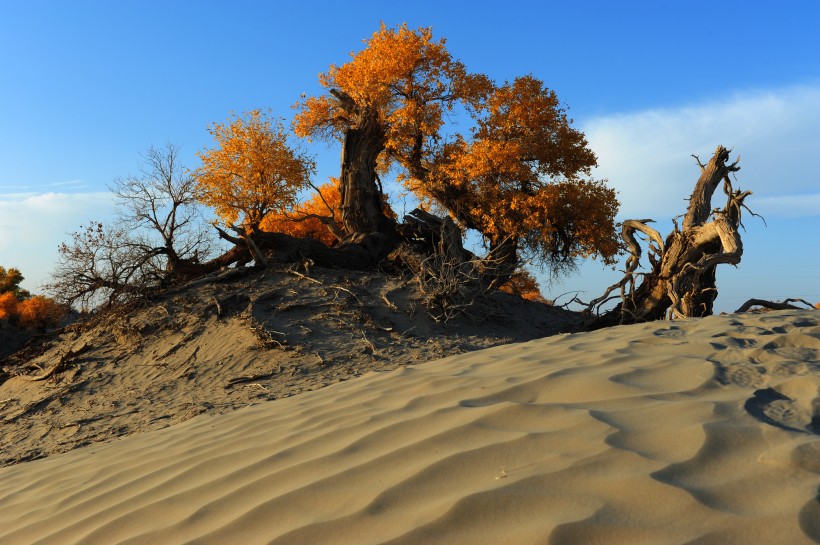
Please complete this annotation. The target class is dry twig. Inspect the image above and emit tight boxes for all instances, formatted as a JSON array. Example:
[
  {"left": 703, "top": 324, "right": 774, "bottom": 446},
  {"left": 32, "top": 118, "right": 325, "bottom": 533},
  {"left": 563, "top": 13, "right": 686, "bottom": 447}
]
[{"left": 15, "top": 344, "right": 89, "bottom": 382}]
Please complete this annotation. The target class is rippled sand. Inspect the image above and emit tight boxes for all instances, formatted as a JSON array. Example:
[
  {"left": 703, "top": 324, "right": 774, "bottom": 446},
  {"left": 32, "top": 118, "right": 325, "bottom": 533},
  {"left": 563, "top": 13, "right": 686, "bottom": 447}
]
[{"left": 1, "top": 310, "right": 818, "bottom": 544}]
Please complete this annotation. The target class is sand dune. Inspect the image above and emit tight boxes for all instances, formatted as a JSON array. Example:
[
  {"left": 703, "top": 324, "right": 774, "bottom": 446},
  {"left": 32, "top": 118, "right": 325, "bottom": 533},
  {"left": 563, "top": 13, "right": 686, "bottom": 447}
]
[{"left": 0, "top": 310, "right": 818, "bottom": 544}]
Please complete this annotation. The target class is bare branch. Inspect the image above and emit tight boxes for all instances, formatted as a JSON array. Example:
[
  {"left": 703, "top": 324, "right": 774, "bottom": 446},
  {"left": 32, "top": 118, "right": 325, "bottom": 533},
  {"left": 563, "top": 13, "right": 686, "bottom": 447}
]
[{"left": 735, "top": 298, "right": 816, "bottom": 313}]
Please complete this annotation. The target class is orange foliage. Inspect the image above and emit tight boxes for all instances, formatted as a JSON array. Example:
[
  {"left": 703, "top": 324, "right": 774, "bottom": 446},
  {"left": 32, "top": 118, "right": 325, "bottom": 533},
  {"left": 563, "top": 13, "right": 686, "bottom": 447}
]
[
  {"left": 420, "top": 76, "right": 621, "bottom": 268},
  {"left": 0, "top": 291, "right": 65, "bottom": 329},
  {"left": 0, "top": 292, "right": 17, "bottom": 321},
  {"left": 293, "top": 23, "right": 491, "bottom": 174},
  {"left": 498, "top": 270, "right": 550, "bottom": 304},
  {"left": 17, "top": 296, "right": 65, "bottom": 329},
  {"left": 0, "top": 266, "right": 30, "bottom": 299},
  {"left": 261, "top": 181, "right": 343, "bottom": 246},
  {"left": 195, "top": 109, "right": 314, "bottom": 231},
  {"left": 295, "top": 25, "right": 619, "bottom": 271},
  {"left": 260, "top": 179, "right": 397, "bottom": 245}
]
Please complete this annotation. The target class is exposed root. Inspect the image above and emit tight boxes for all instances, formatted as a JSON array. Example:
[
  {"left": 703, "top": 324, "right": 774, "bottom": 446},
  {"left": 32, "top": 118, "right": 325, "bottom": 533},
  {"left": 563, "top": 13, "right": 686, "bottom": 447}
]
[{"left": 14, "top": 343, "right": 89, "bottom": 382}]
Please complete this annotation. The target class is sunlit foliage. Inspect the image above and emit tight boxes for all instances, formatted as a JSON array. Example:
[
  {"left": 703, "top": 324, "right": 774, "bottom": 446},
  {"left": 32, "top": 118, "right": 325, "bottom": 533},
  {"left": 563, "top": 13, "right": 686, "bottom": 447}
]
[
  {"left": 261, "top": 180, "right": 344, "bottom": 246},
  {"left": 0, "top": 292, "right": 17, "bottom": 321},
  {"left": 260, "top": 178, "right": 398, "bottom": 246},
  {"left": 498, "top": 269, "right": 551, "bottom": 304},
  {"left": 0, "top": 267, "right": 65, "bottom": 329},
  {"left": 196, "top": 110, "right": 315, "bottom": 231},
  {"left": 293, "top": 23, "right": 491, "bottom": 170},
  {"left": 0, "top": 266, "right": 30, "bottom": 299},
  {"left": 413, "top": 75, "right": 621, "bottom": 271},
  {"left": 17, "top": 296, "right": 65, "bottom": 329},
  {"left": 295, "top": 24, "right": 619, "bottom": 274}
]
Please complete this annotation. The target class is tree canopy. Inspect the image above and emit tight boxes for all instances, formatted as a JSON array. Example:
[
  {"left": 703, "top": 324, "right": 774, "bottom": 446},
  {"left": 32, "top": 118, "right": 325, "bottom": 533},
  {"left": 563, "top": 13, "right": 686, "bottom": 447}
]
[
  {"left": 293, "top": 23, "right": 490, "bottom": 157},
  {"left": 294, "top": 23, "right": 620, "bottom": 278},
  {"left": 50, "top": 23, "right": 622, "bottom": 313},
  {"left": 0, "top": 266, "right": 64, "bottom": 329},
  {"left": 293, "top": 23, "right": 491, "bottom": 238},
  {"left": 0, "top": 266, "right": 30, "bottom": 300},
  {"left": 196, "top": 109, "right": 315, "bottom": 232},
  {"left": 416, "top": 75, "right": 620, "bottom": 275}
]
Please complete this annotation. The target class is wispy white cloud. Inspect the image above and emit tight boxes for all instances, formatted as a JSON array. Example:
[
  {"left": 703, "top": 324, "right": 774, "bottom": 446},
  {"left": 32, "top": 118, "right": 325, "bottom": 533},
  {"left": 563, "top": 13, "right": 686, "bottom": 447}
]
[
  {"left": 0, "top": 179, "right": 88, "bottom": 192},
  {"left": 47, "top": 179, "right": 87, "bottom": 188},
  {"left": 0, "top": 192, "right": 114, "bottom": 292},
  {"left": 582, "top": 85, "right": 820, "bottom": 219},
  {"left": 754, "top": 193, "right": 820, "bottom": 218}
]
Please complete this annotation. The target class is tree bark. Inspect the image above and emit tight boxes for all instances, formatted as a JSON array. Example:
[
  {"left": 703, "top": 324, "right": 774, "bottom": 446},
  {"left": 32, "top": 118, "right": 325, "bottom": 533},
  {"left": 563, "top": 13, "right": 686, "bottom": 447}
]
[
  {"left": 331, "top": 89, "right": 395, "bottom": 241},
  {"left": 399, "top": 209, "right": 474, "bottom": 262},
  {"left": 485, "top": 237, "right": 519, "bottom": 291},
  {"left": 587, "top": 145, "right": 751, "bottom": 328}
]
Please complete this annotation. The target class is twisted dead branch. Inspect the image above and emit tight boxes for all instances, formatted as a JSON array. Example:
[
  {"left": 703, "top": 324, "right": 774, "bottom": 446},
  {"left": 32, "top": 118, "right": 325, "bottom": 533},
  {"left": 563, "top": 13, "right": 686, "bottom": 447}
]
[{"left": 585, "top": 146, "right": 759, "bottom": 328}]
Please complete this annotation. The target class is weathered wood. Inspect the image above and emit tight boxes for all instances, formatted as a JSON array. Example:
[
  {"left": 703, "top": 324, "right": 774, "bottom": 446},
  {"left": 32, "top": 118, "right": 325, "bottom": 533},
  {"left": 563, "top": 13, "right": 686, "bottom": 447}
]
[
  {"left": 587, "top": 146, "right": 754, "bottom": 327},
  {"left": 15, "top": 343, "right": 89, "bottom": 382},
  {"left": 331, "top": 89, "right": 395, "bottom": 239},
  {"left": 735, "top": 298, "right": 816, "bottom": 313},
  {"left": 228, "top": 224, "right": 269, "bottom": 268},
  {"left": 683, "top": 146, "right": 740, "bottom": 230},
  {"left": 401, "top": 209, "right": 473, "bottom": 263}
]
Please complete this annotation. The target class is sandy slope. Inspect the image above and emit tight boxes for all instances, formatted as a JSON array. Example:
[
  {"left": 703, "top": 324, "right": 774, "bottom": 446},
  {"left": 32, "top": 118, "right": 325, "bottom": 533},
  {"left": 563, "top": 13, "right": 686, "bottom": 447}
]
[
  {"left": 0, "top": 267, "right": 579, "bottom": 466},
  {"left": 0, "top": 310, "right": 818, "bottom": 544}
]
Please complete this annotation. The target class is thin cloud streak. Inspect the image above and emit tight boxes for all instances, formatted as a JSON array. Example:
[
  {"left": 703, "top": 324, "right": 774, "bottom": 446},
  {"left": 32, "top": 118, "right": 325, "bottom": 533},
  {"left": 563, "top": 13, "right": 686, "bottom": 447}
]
[
  {"left": 582, "top": 85, "right": 820, "bottom": 219},
  {"left": 754, "top": 193, "right": 820, "bottom": 218},
  {"left": 48, "top": 179, "right": 87, "bottom": 188}
]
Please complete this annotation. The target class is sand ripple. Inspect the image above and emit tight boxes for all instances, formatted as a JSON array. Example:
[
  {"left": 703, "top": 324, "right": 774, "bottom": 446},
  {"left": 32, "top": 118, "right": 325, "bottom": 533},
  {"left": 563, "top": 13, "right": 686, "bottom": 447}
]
[{"left": 0, "top": 310, "right": 818, "bottom": 544}]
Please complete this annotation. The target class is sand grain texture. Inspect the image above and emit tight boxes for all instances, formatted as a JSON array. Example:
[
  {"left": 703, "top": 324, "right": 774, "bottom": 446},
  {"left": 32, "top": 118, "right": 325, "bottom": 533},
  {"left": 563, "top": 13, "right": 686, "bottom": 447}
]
[{"left": 1, "top": 310, "right": 818, "bottom": 544}]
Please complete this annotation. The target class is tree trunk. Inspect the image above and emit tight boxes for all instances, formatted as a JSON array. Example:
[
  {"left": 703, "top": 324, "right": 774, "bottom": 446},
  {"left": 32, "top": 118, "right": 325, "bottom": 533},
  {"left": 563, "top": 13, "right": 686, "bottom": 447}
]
[
  {"left": 587, "top": 145, "right": 751, "bottom": 328},
  {"left": 330, "top": 89, "right": 395, "bottom": 241},
  {"left": 485, "top": 237, "right": 519, "bottom": 291},
  {"left": 399, "top": 208, "right": 475, "bottom": 263}
]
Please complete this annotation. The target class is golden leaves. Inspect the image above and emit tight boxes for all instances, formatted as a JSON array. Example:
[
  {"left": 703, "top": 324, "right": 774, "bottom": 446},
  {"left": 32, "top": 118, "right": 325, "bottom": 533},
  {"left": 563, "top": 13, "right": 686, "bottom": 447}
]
[
  {"left": 195, "top": 109, "right": 315, "bottom": 230},
  {"left": 260, "top": 180, "right": 342, "bottom": 246},
  {"left": 498, "top": 269, "right": 550, "bottom": 303},
  {"left": 0, "top": 289, "right": 65, "bottom": 329},
  {"left": 229, "top": 24, "right": 618, "bottom": 272},
  {"left": 415, "top": 75, "right": 620, "bottom": 267},
  {"left": 292, "top": 23, "right": 486, "bottom": 169}
]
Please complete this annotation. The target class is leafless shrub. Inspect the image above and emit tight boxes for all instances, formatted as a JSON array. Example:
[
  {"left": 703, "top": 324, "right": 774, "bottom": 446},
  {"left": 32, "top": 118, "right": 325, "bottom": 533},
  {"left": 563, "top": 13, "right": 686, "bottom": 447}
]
[
  {"left": 416, "top": 246, "right": 483, "bottom": 323},
  {"left": 244, "top": 316, "right": 287, "bottom": 349},
  {"left": 46, "top": 144, "right": 213, "bottom": 309}
]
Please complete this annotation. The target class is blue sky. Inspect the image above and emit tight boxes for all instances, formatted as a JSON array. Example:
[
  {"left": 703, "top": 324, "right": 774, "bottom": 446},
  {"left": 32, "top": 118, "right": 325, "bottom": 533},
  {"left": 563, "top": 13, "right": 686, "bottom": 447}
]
[{"left": 1, "top": 0, "right": 818, "bottom": 312}]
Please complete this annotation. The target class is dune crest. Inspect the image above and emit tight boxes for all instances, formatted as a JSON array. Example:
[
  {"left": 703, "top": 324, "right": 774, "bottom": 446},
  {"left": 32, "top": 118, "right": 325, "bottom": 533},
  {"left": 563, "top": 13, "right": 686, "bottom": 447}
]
[{"left": 0, "top": 310, "right": 818, "bottom": 544}]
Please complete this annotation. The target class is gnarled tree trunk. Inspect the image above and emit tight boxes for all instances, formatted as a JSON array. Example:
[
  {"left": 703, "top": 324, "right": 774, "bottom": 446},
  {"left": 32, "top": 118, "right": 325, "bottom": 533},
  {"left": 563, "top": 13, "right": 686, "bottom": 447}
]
[
  {"left": 587, "top": 145, "right": 753, "bottom": 328},
  {"left": 330, "top": 90, "right": 395, "bottom": 239}
]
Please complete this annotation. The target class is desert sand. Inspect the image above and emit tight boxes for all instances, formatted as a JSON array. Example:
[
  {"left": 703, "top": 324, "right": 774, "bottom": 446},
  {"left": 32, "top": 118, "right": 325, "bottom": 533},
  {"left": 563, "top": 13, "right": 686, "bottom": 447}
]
[
  {"left": 0, "top": 308, "right": 818, "bottom": 544},
  {"left": 0, "top": 267, "right": 580, "bottom": 466}
]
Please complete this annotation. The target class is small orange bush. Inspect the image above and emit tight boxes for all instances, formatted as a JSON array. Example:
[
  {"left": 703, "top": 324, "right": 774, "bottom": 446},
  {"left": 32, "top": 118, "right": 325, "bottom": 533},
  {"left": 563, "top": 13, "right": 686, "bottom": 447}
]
[
  {"left": 261, "top": 179, "right": 397, "bottom": 246},
  {"left": 0, "top": 293, "right": 65, "bottom": 329},
  {"left": 17, "top": 296, "right": 66, "bottom": 329},
  {"left": 499, "top": 270, "right": 550, "bottom": 304},
  {"left": 261, "top": 181, "right": 342, "bottom": 246},
  {"left": 0, "top": 292, "right": 18, "bottom": 321}
]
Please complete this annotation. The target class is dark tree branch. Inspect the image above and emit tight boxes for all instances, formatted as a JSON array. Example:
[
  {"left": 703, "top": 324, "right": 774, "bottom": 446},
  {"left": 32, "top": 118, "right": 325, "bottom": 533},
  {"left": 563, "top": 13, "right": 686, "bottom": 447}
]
[{"left": 735, "top": 298, "right": 816, "bottom": 313}]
